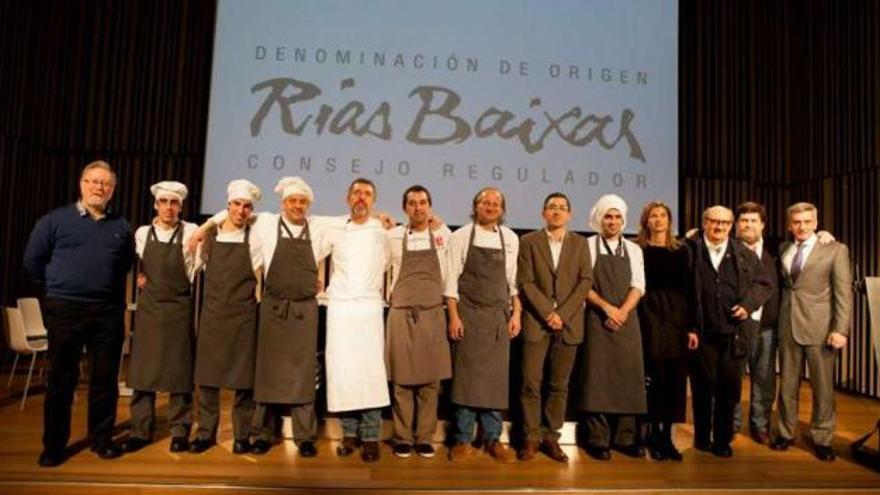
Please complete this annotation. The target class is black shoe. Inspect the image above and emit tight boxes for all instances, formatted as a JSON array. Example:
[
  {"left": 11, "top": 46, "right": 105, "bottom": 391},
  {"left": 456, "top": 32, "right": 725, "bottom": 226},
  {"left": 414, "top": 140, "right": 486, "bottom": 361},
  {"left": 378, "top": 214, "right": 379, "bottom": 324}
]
[
  {"left": 37, "top": 450, "right": 66, "bottom": 468},
  {"left": 414, "top": 443, "right": 435, "bottom": 458},
  {"left": 90, "top": 441, "right": 123, "bottom": 460},
  {"left": 615, "top": 444, "right": 645, "bottom": 458},
  {"left": 361, "top": 441, "right": 380, "bottom": 462},
  {"left": 189, "top": 438, "right": 216, "bottom": 454},
  {"left": 662, "top": 442, "right": 683, "bottom": 462},
  {"left": 250, "top": 440, "right": 271, "bottom": 455},
  {"left": 232, "top": 439, "right": 252, "bottom": 454},
  {"left": 393, "top": 443, "right": 413, "bottom": 458},
  {"left": 120, "top": 437, "right": 151, "bottom": 454},
  {"left": 711, "top": 443, "right": 733, "bottom": 458},
  {"left": 337, "top": 437, "right": 358, "bottom": 457},
  {"left": 648, "top": 446, "right": 667, "bottom": 461},
  {"left": 169, "top": 437, "right": 189, "bottom": 453},
  {"left": 693, "top": 439, "right": 713, "bottom": 452},
  {"left": 815, "top": 445, "right": 837, "bottom": 462},
  {"left": 299, "top": 441, "right": 317, "bottom": 457},
  {"left": 585, "top": 445, "right": 611, "bottom": 461},
  {"left": 770, "top": 437, "right": 794, "bottom": 451}
]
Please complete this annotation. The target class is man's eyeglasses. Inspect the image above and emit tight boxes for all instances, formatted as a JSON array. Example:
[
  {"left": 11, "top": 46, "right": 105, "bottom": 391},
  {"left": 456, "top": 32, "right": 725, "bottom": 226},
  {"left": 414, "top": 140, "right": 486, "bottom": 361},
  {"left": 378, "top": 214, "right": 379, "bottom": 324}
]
[
  {"left": 706, "top": 218, "right": 732, "bottom": 226},
  {"left": 545, "top": 205, "right": 570, "bottom": 212}
]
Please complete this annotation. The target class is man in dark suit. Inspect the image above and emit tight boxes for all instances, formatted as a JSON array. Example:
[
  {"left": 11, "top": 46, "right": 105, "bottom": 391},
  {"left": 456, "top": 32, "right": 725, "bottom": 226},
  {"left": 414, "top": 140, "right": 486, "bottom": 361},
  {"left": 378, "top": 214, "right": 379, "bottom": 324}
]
[
  {"left": 517, "top": 193, "right": 593, "bottom": 462},
  {"left": 733, "top": 201, "right": 780, "bottom": 445},
  {"left": 687, "top": 205, "right": 772, "bottom": 458},
  {"left": 771, "top": 202, "right": 852, "bottom": 462}
]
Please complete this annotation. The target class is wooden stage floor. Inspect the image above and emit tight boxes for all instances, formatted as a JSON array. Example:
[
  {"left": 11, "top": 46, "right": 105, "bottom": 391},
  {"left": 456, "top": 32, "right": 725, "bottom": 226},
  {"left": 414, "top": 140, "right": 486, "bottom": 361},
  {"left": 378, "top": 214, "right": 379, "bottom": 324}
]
[{"left": 0, "top": 380, "right": 878, "bottom": 494}]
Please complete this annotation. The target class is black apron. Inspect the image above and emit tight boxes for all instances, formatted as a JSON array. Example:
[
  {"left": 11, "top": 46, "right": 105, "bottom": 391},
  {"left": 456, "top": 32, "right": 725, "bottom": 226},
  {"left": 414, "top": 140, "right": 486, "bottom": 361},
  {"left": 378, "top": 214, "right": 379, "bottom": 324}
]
[
  {"left": 254, "top": 219, "right": 319, "bottom": 404},
  {"left": 451, "top": 226, "right": 511, "bottom": 410},
  {"left": 128, "top": 224, "right": 194, "bottom": 393},
  {"left": 385, "top": 228, "right": 452, "bottom": 385},
  {"left": 194, "top": 225, "right": 258, "bottom": 389},
  {"left": 578, "top": 236, "right": 647, "bottom": 414}
]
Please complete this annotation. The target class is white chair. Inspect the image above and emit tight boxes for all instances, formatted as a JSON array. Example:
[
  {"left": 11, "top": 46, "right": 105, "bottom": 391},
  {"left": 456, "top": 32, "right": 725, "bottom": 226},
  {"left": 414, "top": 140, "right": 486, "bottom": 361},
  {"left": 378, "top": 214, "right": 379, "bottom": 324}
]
[
  {"left": 17, "top": 298, "right": 48, "bottom": 339},
  {"left": 4, "top": 307, "right": 48, "bottom": 411},
  {"left": 17, "top": 298, "right": 49, "bottom": 382}
]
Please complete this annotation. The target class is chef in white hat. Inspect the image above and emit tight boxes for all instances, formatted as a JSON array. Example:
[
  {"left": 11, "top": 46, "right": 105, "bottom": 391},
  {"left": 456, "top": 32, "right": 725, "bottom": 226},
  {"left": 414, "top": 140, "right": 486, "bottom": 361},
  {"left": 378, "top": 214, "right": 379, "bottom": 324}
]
[
  {"left": 190, "top": 179, "right": 264, "bottom": 455},
  {"left": 193, "top": 176, "right": 332, "bottom": 457},
  {"left": 122, "top": 180, "right": 200, "bottom": 455},
  {"left": 577, "top": 193, "right": 647, "bottom": 461}
]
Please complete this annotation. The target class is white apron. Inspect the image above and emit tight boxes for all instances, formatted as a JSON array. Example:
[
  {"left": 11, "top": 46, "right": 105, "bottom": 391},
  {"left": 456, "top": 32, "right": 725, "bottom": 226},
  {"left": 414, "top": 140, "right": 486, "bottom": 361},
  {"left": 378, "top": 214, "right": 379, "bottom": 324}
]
[{"left": 325, "top": 219, "right": 391, "bottom": 412}]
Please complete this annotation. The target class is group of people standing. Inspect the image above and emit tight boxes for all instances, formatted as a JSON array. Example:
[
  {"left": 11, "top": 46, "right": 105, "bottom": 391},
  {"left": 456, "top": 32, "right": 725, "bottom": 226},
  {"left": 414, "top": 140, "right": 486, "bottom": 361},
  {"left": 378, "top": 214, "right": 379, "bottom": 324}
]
[{"left": 23, "top": 160, "right": 852, "bottom": 468}]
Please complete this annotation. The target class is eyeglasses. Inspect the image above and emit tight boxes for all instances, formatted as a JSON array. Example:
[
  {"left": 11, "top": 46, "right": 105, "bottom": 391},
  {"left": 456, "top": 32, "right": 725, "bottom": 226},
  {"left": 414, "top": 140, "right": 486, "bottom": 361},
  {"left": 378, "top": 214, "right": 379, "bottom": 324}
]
[
  {"left": 706, "top": 218, "right": 732, "bottom": 226},
  {"left": 545, "top": 205, "right": 570, "bottom": 212}
]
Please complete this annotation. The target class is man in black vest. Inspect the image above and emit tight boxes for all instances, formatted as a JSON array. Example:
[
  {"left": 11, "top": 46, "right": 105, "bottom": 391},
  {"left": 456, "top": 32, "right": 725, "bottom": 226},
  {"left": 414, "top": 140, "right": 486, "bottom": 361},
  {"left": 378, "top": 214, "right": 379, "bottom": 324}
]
[{"left": 687, "top": 205, "right": 772, "bottom": 458}]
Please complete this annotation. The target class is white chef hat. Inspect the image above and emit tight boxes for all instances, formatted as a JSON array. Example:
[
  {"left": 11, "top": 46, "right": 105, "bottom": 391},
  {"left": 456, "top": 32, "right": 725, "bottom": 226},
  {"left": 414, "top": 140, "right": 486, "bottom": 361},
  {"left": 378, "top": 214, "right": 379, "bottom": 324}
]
[
  {"left": 226, "top": 179, "right": 262, "bottom": 203},
  {"left": 150, "top": 181, "right": 188, "bottom": 202},
  {"left": 589, "top": 194, "right": 628, "bottom": 232},
  {"left": 274, "top": 176, "right": 314, "bottom": 202}
]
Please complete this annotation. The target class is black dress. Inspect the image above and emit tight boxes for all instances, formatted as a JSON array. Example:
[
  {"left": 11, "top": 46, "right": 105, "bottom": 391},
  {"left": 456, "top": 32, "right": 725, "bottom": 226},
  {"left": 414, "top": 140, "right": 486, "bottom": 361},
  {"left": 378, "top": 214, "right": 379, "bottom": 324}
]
[{"left": 637, "top": 244, "right": 692, "bottom": 423}]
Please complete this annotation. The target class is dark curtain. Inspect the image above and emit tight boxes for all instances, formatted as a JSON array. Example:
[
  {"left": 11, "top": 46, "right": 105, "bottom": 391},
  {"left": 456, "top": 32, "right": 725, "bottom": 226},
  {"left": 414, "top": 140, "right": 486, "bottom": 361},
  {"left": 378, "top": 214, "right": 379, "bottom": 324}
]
[{"left": 0, "top": 0, "right": 877, "bottom": 396}]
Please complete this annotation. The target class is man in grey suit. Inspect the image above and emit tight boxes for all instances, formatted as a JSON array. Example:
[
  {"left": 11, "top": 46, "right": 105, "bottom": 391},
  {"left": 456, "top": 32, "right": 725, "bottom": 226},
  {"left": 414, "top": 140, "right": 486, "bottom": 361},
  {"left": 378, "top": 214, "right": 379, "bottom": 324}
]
[
  {"left": 517, "top": 192, "right": 593, "bottom": 462},
  {"left": 771, "top": 202, "right": 852, "bottom": 462}
]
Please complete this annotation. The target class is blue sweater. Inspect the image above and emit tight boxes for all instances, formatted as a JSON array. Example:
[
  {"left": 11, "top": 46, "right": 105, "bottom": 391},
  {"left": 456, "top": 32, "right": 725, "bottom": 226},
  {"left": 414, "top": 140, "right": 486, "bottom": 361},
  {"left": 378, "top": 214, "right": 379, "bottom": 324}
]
[{"left": 23, "top": 203, "right": 135, "bottom": 304}]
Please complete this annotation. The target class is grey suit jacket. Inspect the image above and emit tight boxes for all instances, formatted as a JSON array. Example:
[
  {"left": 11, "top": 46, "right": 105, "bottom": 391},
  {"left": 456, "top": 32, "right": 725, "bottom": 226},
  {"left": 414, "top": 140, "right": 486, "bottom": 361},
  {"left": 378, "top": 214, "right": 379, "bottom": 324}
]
[
  {"left": 779, "top": 240, "right": 852, "bottom": 346},
  {"left": 517, "top": 230, "right": 593, "bottom": 345}
]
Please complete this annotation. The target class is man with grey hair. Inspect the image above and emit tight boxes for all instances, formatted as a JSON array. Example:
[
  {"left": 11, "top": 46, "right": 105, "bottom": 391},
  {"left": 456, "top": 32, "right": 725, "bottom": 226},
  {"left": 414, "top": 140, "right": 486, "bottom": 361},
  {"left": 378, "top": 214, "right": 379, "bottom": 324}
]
[
  {"left": 771, "top": 202, "right": 852, "bottom": 462},
  {"left": 686, "top": 205, "right": 771, "bottom": 458},
  {"left": 24, "top": 160, "right": 135, "bottom": 467}
]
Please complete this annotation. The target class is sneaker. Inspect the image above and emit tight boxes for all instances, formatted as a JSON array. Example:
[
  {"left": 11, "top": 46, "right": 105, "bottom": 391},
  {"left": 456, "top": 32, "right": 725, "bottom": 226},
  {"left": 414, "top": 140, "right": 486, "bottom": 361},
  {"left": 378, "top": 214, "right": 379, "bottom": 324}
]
[
  {"left": 414, "top": 443, "right": 435, "bottom": 458},
  {"left": 393, "top": 444, "right": 413, "bottom": 458}
]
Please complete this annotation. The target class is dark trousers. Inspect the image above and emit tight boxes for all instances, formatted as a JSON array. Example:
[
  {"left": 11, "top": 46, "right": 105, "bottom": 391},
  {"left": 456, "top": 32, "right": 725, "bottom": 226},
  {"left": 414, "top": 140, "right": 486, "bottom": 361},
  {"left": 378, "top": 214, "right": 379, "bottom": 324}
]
[
  {"left": 585, "top": 413, "right": 637, "bottom": 449},
  {"left": 251, "top": 402, "right": 318, "bottom": 443},
  {"left": 129, "top": 390, "right": 193, "bottom": 440},
  {"left": 690, "top": 334, "right": 747, "bottom": 448},
  {"left": 42, "top": 298, "right": 125, "bottom": 454},
  {"left": 520, "top": 335, "right": 578, "bottom": 442},
  {"left": 196, "top": 386, "right": 254, "bottom": 441}
]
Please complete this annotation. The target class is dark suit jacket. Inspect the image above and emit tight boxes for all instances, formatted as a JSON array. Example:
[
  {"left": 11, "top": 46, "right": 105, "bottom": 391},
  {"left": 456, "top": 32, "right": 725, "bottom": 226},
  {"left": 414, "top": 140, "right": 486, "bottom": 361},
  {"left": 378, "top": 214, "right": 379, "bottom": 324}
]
[
  {"left": 517, "top": 230, "right": 593, "bottom": 345},
  {"left": 757, "top": 241, "right": 780, "bottom": 327}
]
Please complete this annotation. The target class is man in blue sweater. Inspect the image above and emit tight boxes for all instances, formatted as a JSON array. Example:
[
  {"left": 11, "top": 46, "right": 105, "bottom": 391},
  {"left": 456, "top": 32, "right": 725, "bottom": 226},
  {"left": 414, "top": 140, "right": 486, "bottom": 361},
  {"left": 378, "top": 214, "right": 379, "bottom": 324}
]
[{"left": 23, "top": 160, "right": 135, "bottom": 467}]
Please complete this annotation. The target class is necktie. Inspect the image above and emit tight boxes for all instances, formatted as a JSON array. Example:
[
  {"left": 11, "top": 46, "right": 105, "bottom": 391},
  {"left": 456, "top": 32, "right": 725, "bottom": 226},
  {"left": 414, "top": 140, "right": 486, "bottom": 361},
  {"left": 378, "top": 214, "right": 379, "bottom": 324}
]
[{"left": 790, "top": 243, "right": 806, "bottom": 282}]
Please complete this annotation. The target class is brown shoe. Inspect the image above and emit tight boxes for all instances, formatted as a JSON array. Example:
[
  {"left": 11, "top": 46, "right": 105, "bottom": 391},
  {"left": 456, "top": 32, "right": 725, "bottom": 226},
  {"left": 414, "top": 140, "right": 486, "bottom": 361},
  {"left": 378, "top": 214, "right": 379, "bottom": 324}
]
[
  {"left": 518, "top": 441, "right": 540, "bottom": 461},
  {"left": 485, "top": 441, "right": 517, "bottom": 463},
  {"left": 541, "top": 440, "right": 569, "bottom": 463},
  {"left": 449, "top": 442, "right": 474, "bottom": 461},
  {"left": 336, "top": 437, "right": 358, "bottom": 457}
]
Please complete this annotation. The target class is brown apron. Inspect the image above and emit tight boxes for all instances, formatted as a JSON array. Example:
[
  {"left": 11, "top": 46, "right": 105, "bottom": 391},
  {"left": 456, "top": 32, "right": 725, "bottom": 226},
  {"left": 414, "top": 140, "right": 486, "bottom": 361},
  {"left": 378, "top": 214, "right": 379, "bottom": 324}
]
[
  {"left": 451, "top": 226, "right": 511, "bottom": 410},
  {"left": 578, "top": 236, "right": 647, "bottom": 414},
  {"left": 385, "top": 228, "right": 452, "bottom": 385},
  {"left": 195, "top": 225, "right": 258, "bottom": 390},
  {"left": 128, "top": 224, "right": 194, "bottom": 393},
  {"left": 254, "top": 219, "right": 319, "bottom": 404}
]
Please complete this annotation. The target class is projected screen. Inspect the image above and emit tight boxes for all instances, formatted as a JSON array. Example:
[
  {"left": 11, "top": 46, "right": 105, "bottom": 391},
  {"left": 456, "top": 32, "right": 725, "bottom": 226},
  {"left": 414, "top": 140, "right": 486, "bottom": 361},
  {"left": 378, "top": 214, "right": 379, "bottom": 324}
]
[{"left": 203, "top": 0, "right": 678, "bottom": 232}]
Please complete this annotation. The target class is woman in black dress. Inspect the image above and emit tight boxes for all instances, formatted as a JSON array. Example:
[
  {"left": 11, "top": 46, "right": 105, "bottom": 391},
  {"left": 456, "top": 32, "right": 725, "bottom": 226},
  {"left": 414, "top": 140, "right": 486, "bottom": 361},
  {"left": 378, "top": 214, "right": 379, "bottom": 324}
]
[{"left": 635, "top": 201, "right": 698, "bottom": 460}]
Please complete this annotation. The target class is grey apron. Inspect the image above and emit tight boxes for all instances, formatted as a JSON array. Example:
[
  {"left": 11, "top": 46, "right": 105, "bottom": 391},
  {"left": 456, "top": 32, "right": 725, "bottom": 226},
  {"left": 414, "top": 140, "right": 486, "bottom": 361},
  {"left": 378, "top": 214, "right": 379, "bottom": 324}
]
[
  {"left": 128, "top": 224, "right": 194, "bottom": 393},
  {"left": 578, "top": 236, "right": 647, "bottom": 414},
  {"left": 385, "top": 228, "right": 452, "bottom": 385},
  {"left": 194, "top": 225, "right": 258, "bottom": 390},
  {"left": 451, "top": 226, "right": 511, "bottom": 410},
  {"left": 254, "top": 219, "right": 319, "bottom": 404}
]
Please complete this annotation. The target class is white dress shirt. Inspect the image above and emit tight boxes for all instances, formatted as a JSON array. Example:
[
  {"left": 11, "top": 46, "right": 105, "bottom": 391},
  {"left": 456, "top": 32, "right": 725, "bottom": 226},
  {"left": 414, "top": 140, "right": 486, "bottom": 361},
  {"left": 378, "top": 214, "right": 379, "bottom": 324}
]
[
  {"left": 586, "top": 235, "right": 646, "bottom": 294},
  {"left": 703, "top": 236, "right": 729, "bottom": 271},
  {"left": 209, "top": 210, "right": 332, "bottom": 275},
  {"left": 782, "top": 232, "right": 818, "bottom": 276},
  {"left": 444, "top": 223, "right": 519, "bottom": 300},
  {"left": 387, "top": 224, "right": 451, "bottom": 294},
  {"left": 135, "top": 220, "right": 200, "bottom": 282},
  {"left": 546, "top": 229, "right": 564, "bottom": 270}
]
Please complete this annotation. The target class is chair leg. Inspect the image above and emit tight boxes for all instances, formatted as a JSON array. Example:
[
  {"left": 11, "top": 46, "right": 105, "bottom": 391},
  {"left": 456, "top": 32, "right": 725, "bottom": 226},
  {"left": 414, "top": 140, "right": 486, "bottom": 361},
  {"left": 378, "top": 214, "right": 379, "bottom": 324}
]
[
  {"left": 7, "top": 353, "right": 20, "bottom": 389},
  {"left": 22, "top": 353, "right": 37, "bottom": 411}
]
